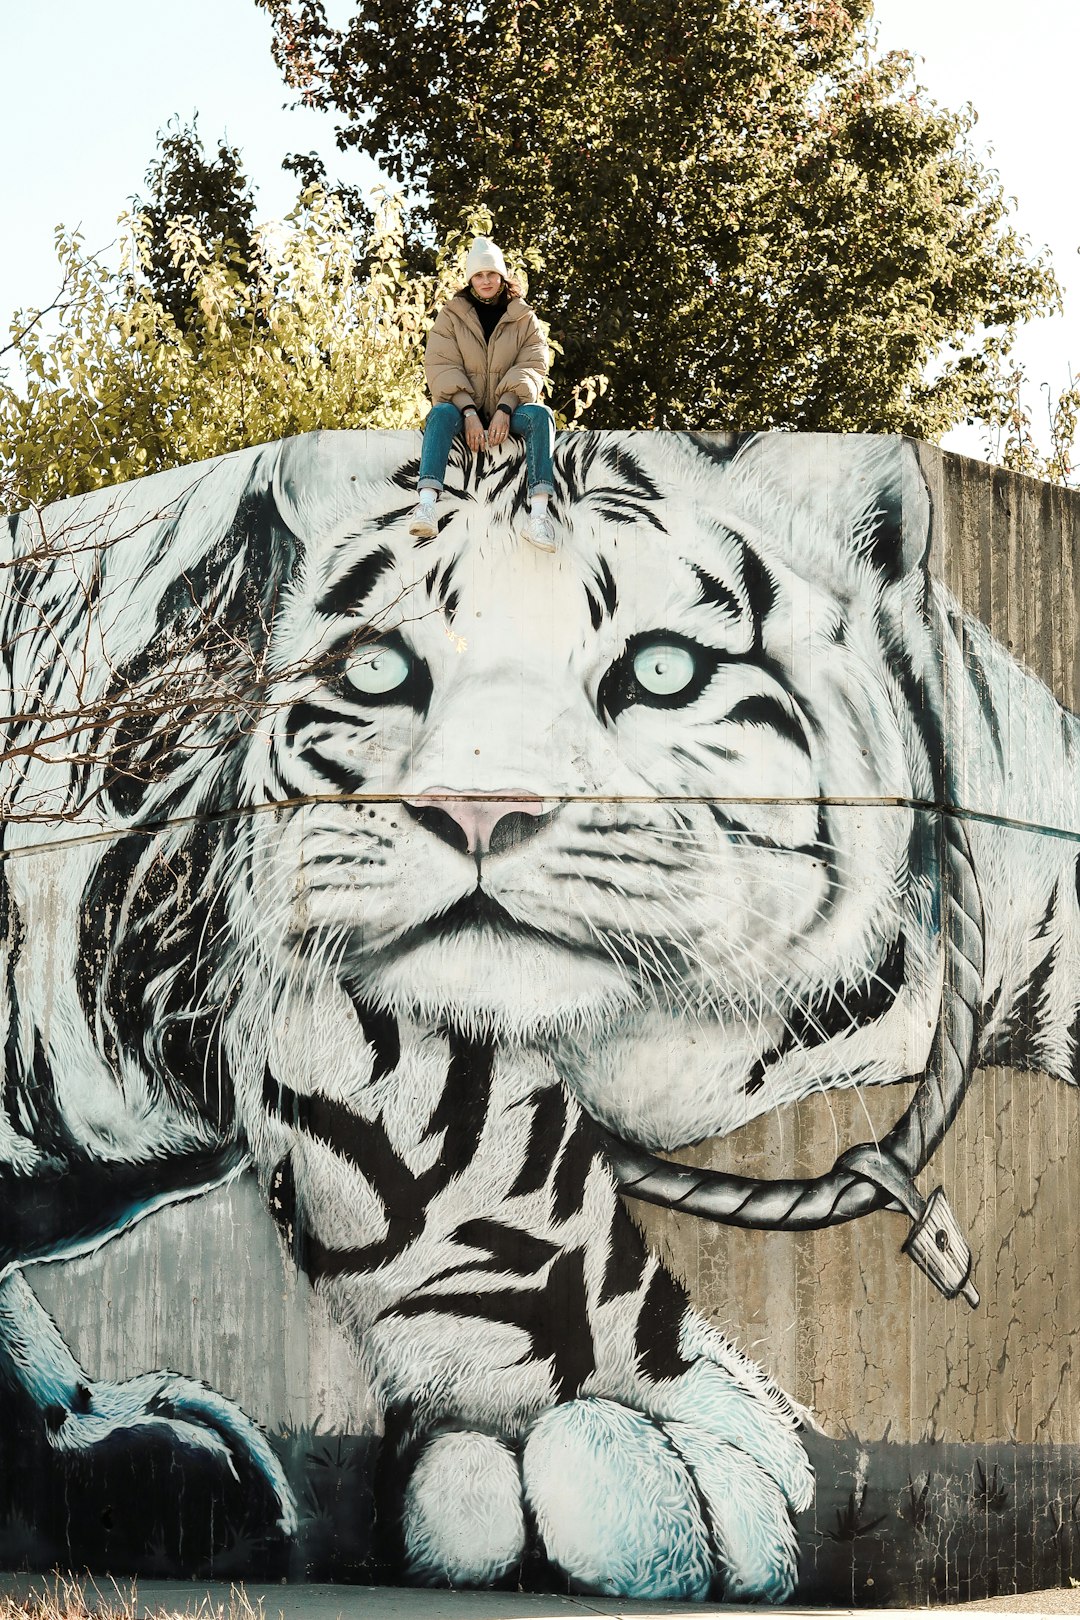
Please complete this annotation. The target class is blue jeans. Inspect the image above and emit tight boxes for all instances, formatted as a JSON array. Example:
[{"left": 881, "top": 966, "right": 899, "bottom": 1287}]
[{"left": 418, "top": 402, "right": 555, "bottom": 497}]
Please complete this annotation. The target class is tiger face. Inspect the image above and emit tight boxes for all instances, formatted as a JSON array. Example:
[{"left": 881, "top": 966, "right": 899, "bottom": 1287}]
[{"left": 223, "top": 430, "right": 941, "bottom": 1152}]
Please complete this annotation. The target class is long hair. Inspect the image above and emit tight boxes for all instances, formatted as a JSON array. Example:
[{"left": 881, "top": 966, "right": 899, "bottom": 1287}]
[{"left": 454, "top": 275, "right": 525, "bottom": 302}]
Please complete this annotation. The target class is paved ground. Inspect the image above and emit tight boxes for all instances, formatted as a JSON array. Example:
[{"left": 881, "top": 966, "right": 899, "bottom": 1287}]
[
  {"left": 3, "top": 1578, "right": 1080, "bottom": 1618},
  {"left": 5, "top": 1578, "right": 1080, "bottom": 1617},
  {"left": 940, "top": 1596, "right": 1080, "bottom": 1614}
]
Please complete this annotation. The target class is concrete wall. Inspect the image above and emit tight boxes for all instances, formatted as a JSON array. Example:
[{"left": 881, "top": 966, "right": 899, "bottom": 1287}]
[
  {"left": 4, "top": 429, "right": 1080, "bottom": 1603},
  {"left": 637, "top": 446, "right": 1080, "bottom": 1449}
]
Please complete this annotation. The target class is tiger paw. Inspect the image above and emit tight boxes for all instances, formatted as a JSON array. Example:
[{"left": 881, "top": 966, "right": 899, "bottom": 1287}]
[
  {"left": 399, "top": 1369, "right": 811, "bottom": 1600},
  {"left": 402, "top": 1430, "right": 528, "bottom": 1587},
  {"left": 522, "top": 1382, "right": 809, "bottom": 1602}
]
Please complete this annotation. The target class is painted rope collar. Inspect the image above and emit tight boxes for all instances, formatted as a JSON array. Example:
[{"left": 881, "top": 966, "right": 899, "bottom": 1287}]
[{"left": 602, "top": 808, "right": 983, "bottom": 1308}]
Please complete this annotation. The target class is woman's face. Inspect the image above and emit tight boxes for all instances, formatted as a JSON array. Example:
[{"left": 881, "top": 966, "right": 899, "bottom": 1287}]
[{"left": 470, "top": 270, "right": 504, "bottom": 301}]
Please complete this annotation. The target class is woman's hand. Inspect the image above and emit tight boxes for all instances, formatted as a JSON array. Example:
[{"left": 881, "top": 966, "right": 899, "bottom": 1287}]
[
  {"left": 464, "top": 412, "right": 486, "bottom": 452},
  {"left": 487, "top": 408, "right": 511, "bottom": 449}
]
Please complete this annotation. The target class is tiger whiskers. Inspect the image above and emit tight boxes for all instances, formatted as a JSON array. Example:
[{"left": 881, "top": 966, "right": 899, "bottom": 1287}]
[
  {"left": 599, "top": 879, "right": 879, "bottom": 1150},
  {"left": 630, "top": 817, "right": 913, "bottom": 1016},
  {"left": 651, "top": 915, "right": 869, "bottom": 1155}
]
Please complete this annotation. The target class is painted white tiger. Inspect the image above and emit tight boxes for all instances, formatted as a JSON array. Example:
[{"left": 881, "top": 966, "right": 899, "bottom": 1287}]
[{"left": 0, "top": 428, "right": 1074, "bottom": 1597}]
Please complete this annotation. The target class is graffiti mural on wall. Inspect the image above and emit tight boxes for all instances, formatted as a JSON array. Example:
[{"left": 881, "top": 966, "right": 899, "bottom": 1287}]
[{"left": 1, "top": 430, "right": 1079, "bottom": 1598}]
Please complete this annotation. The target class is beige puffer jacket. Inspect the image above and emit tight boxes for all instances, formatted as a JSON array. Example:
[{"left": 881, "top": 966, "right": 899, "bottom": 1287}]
[{"left": 424, "top": 293, "right": 549, "bottom": 420}]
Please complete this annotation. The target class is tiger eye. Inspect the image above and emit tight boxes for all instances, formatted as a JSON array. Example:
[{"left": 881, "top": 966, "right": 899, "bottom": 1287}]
[
  {"left": 633, "top": 643, "right": 696, "bottom": 696},
  {"left": 347, "top": 644, "right": 411, "bottom": 695}
]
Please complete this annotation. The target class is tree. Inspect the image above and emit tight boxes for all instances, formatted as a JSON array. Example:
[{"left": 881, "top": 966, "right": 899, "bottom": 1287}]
[
  {"left": 136, "top": 118, "right": 259, "bottom": 331},
  {"left": 0, "top": 470, "right": 423, "bottom": 826},
  {"left": 986, "top": 366, "right": 1080, "bottom": 487},
  {"left": 0, "top": 160, "right": 454, "bottom": 819},
  {"left": 0, "top": 188, "right": 481, "bottom": 513},
  {"left": 257, "top": 0, "right": 1059, "bottom": 436}
]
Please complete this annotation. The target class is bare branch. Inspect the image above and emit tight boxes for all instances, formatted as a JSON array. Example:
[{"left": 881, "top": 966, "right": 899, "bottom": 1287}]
[
  {"left": 0, "top": 492, "right": 439, "bottom": 829},
  {"left": 0, "top": 274, "right": 74, "bottom": 362}
]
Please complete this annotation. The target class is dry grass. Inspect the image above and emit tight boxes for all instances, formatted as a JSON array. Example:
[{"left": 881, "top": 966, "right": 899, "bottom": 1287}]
[{"left": 0, "top": 1581, "right": 270, "bottom": 1620}]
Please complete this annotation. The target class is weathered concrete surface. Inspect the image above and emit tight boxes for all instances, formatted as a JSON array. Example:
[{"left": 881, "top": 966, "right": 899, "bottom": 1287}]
[
  {"left": 641, "top": 440, "right": 1080, "bottom": 1453},
  {"left": 7, "top": 431, "right": 1080, "bottom": 1606},
  {"left": 28, "top": 1177, "right": 370, "bottom": 1438},
  {"left": 929, "top": 449, "right": 1080, "bottom": 710},
  {"left": 25, "top": 438, "right": 1080, "bottom": 1455},
  {"left": 634, "top": 1065, "right": 1080, "bottom": 1444}
]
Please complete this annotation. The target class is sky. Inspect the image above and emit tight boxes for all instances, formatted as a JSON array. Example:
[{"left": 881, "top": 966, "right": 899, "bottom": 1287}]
[{"left": 1, "top": 0, "right": 1076, "bottom": 463}]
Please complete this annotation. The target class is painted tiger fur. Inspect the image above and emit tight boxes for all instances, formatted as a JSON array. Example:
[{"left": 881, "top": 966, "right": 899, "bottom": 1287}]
[{"left": 0, "top": 428, "right": 1076, "bottom": 1597}]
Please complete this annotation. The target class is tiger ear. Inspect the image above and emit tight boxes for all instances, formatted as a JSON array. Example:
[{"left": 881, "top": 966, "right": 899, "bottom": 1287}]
[
  {"left": 726, "top": 432, "right": 932, "bottom": 582},
  {"left": 272, "top": 428, "right": 420, "bottom": 541}
]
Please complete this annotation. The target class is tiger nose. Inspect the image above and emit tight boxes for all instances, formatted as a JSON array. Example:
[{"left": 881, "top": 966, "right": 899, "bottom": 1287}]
[{"left": 404, "top": 787, "right": 548, "bottom": 857}]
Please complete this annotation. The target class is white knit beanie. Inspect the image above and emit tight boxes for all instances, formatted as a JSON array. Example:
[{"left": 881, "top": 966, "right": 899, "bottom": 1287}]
[{"left": 464, "top": 236, "right": 509, "bottom": 281}]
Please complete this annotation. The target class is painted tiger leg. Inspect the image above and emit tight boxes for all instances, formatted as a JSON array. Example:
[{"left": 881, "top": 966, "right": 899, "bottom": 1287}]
[
  {"left": 0, "top": 1269, "right": 296, "bottom": 1558},
  {"left": 241, "top": 1008, "right": 812, "bottom": 1599}
]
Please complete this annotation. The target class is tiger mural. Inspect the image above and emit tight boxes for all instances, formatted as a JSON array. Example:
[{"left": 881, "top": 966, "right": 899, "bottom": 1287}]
[{"left": 0, "top": 429, "right": 1075, "bottom": 1599}]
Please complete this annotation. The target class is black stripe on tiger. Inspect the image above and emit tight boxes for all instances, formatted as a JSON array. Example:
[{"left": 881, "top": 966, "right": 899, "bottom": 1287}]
[
  {"left": 11, "top": 1033, "right": 77, "bottom": 1157},
  {"left": 275, "top": 1116, "right": 600, "bottom": 1397},
  {"left": 77, "top": 817, "right": 239, "bottom": 1129},
  {"left": 296, "top": 747, "right": 366, "bottom": 794},
  {"left": 552, "top": 1113, "right": 604, "bottom": 1224},
  {"left": 263, "top": 1074, "right": 429, "bottom": 1275},
  {"left": 285, "top": 699, "right": 372, "bottom": 738},
  {"left": 508, "top": 1086, "right": 568, "bottom": 1197},
  {"left": 739, "top": 543, "right": 778, "bottom": 641},
  {"left": 581, "top": 559, "right": 618, "bottom": 629},
  {"left": 317, "top": 544, "right": 395, "bottom": 617},
  {"left": 263, "top": 1066, "right": 424, "bottom": 1219},
  {"left": 743, "top": 929, "right": 908, "bottom": 1094},
  {"left": 957, "top": 619, "right": 1005, "bottom": 775},
  {"left": 483, "top": 450, "right": 529, "bottom": 507},
  {"left": 708, "top": 803, "right": 822, "bottom": 857},
  {"left": 382, "top": 1247, "right": 596, "bottom": 1401},
  {"left": 552, "top": 439, "right": 667, "bottom": 532},
  {"left": 998, "top": 886, "right": 1060, "bottom": 1067},
  {"left": 693, "top": 564, "right": 741, "bottom": 620},
  {"left": 636, "top": 1264, "right": 694, "bottom": 1380},
  {"left": 423, "top": 1028, "right": 496, "bottom": 1180},
  {"left": 262, "top": 1031, "right": 496, "bottom": 1281},
  {"left": 373, "top": 503, "right": 417, "bottom": 531},
  {"left": 432, "top": 555, "right": 460, "bottom": 610},
  {"left": 421, "top": 1218, "right": 559, "bottom": 1289},
  {"left": 269, "top": 1170, "right": 428, "bottom": 1280},
  {"left": 599, "top": 1199, "right": 650, "bottom": 1304},
  {"left": 346, "top": 995, "right": 401, "bottom": 1082},
  {"left": 592, "top": 556, "right": 618, "bottom": 616},
  {"left": 89, "top": 471, "right": 300, "bottom": 819},
  {"left": 724, "top": 693, "right": 812, "bottom": 755}
]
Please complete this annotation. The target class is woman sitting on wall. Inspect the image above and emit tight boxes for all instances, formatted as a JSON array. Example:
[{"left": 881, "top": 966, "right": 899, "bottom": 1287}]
[{"left": 410, "top": 237, "right": 557, "bottom": 552}]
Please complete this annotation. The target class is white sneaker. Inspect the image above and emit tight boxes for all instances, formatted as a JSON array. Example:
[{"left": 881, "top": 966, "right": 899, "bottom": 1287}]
[
  {"left": 522, "top": 510, "right": 557, "bottom": 552},
  {"left": 408, "top": 500, "right": 438, "bottom": 539}
]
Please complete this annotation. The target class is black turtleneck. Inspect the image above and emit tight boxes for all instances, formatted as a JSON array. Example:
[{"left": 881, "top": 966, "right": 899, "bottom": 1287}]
[{"left": 468, "top": 286, "right": 509, "bottom": 342}]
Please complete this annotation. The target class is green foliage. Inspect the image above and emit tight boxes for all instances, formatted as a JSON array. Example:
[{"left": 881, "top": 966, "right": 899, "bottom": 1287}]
[
  {"left": 136, "top": 118, "right": 259, "bottom": 331},
  {"left": 258, "top": 0, "right": 1060, "bottom": 436},
  {"left": 281, "top": 148, "right": 375, "bottom": 240},
  {"left": 0, "top": 191, "right": 495, "bottom": 512},
  {"left": 990, "top": 367, "right": 1080, "bottom": 487}
]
